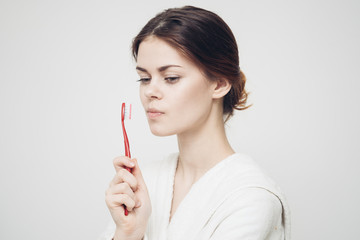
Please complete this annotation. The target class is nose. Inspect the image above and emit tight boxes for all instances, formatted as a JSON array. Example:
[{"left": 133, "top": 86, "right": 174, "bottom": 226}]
[{"left": 143, "top": 78, "right": 163, "bottom": 100}]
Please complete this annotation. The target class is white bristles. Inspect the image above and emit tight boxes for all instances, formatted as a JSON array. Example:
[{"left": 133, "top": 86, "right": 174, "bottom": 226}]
[{"left": 123, "top": 103, "right": 132, "bottom": 120}]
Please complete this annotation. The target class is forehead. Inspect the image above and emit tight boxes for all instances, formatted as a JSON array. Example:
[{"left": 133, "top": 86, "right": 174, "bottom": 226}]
[{"left": 137, "top": 36, "right": 190, "bottom": 68}]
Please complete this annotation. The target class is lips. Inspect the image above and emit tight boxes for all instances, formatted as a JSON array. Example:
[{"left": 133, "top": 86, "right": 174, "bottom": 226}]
[{"left": 147, "top": 108, "right": 164, "bottom": 119}]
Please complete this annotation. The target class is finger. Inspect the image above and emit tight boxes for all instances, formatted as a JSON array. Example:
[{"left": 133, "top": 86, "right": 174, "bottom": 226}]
[
  {"left": 113, "top": 156, "right": 135, "bottom": 172},
  {"left": 107, "top": 183, "right": 135, "bottom": 199},
  {"left": 110, "top": 168, "right": 138, "bottom": 191},
  {"left": 131, "top": 159, "right": 147, "bottom": 191},
  {"left": 111, "top": 194, "right": 136, "bottom": 212}
]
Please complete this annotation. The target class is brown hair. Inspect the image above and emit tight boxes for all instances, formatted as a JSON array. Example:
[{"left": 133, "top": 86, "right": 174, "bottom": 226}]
[{"left": 132, "top": 6, "right": 250, "bottom": 120}]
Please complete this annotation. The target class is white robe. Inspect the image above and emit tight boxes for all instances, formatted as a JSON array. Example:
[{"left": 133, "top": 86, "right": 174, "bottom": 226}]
[{"left": 99, "top": 153, "right": 291, "bottom": 240}]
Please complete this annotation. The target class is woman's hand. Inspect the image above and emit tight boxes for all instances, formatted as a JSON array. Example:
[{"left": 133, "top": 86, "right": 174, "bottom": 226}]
[{"left": 105, "top": 156, "right": 151, "bottom": 240}]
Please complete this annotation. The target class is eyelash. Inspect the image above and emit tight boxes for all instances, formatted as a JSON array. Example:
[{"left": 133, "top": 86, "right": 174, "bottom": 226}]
[
  {"left": 137, "top": 77, "right": 180, "bottom": 84},
  {"left": 137, "top": 78, "right": 151, "bottom": 83}
]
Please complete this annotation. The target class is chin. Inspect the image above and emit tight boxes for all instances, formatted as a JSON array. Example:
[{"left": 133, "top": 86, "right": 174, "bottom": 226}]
[
  {"left": 148, "top": 124, "right": 177, "bottom": 137},
  {"left": 150, "top": 128, "right": 174, "bottom": 137}
]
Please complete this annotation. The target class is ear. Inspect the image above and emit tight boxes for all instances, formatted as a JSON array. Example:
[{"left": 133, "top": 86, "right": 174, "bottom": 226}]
[{"left": 212, "top": 78, "right": 232, "bottom": 99}]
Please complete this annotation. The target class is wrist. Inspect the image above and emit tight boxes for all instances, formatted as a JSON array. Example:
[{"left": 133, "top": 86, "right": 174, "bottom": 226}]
[
  {"left": 113, "top": 229, "right": 144, "bottom": 240},
  {"left": 113, "top": 236, "right": 144, "bottom": 240}
]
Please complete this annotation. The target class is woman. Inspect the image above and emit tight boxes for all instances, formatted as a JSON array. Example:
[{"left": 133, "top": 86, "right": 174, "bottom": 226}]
[{"left": 101, "top": 5, "right": 290, "bottom": 240}]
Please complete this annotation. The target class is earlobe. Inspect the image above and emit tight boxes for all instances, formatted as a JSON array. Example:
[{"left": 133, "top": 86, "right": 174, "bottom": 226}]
[{"left": 212, "top": 78, "right": 232, "bottom": 99}]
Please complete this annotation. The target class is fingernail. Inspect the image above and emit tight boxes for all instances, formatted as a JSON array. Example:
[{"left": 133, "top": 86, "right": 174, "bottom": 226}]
[
  {"left": 129, "top": 161, "right": 135, "bottom": 167},
  {"left": 136, "top": 201, "right": 141, "bottom": 207}
]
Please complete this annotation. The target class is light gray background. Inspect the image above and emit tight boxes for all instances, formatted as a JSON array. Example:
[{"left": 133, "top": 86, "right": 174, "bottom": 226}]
[{"left": 1, "top": 0, "right": 359, "bottom": 239}]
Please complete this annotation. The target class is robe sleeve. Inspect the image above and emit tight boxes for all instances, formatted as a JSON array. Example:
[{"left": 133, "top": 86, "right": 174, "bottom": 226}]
[
  {"left": 209, "top": 188, "right": 284, "bottom": 240},
  {"left": 97, "top": 219, "right": 115, "bottom": 240},
  {"left": 97, "top": 219, "right": 149, "bottom": 240}
]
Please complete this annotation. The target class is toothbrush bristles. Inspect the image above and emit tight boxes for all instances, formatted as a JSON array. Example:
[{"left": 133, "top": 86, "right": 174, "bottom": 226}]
[
  {"left": 129, "top": 104, "right": 132, "bottom": 120},
  {"left": 124, "top": 103, "right": 132, "bottom": 120}
]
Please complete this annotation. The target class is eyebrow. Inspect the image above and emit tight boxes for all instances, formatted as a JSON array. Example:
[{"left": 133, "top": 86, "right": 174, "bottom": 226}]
[{"left": 136, "top": 65, "right": 182, "bottom": 73}]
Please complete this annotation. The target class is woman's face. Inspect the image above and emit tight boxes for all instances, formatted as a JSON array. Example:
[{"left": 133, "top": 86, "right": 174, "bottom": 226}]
[{"left": 136, "top": 36, "right": 217, "bottom": 136}]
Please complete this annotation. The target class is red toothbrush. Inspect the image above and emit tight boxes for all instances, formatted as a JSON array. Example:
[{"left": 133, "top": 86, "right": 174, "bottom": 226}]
[{"left": 121, "top": 102, "right": 132, "bottom": 216}]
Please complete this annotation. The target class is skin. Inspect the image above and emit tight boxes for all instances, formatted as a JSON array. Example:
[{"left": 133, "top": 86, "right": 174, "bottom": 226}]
[{"left": 105, "top": 36, "right": 235, "bottom": 240}]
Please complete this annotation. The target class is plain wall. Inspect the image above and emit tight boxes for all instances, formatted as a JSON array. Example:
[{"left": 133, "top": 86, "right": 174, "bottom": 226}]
[{"left": 1, "top": 0, "right": 359, "bottom": 239}]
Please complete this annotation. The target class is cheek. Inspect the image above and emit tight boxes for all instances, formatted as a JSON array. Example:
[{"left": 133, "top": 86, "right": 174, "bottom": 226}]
[
  {"left": 139, "top": 86, "right": 146, "bottom": 107},
  {"left": 183, "top": 79, "right": 212, "bottom": 105},
  {"left": 170, "top": 81, "right": 213, "bottom": 121}
]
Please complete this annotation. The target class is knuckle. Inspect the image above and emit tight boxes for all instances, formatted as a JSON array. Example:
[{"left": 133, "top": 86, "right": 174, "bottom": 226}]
[
  {"left": 116, "top": 169, "right": 123, "bottom": 178},
  {"left": 113, "top": 156, "right": 126, "bottom": 166},
  {"left": 127, "top": 202, "right": 135, "bottom": 211},
  {"left": 105, "top": 195, "right": 111, "bottom": 205},
  {"left": 109, "top": 177, "right": 115, "bottom": 185},
  {"left": 112, "top": 157, "right": 119, "bottom": 165},
  {"left": 124, "top": 196, "right": 136, "bottom": 209},
  {"left": 118, "top": 183, "right": 127, "bottom": 192},
  {"left": 127, "top": 175, "right": 137, "bottom": 190},
  {"left": 105, "top": 186, "right": 115, "bottom": 196},
  {"left": 130, "top": 198, "right": 136, "bottom": 208},
  {"left": 119, "top": 168, "right": 128, "bottom": 178},
  {"left": 119, "top": 194, "right": 127, "bottom": 203}
]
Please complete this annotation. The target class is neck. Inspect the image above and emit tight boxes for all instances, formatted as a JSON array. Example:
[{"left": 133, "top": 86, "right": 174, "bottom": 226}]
[{"left": 176, "top": 108, "right": 234, "bottom": 184}]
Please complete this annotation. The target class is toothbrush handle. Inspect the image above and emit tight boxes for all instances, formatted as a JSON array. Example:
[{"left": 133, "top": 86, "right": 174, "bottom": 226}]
[
  {"left": 123, "top": 142, "right": 131, "bottom": 216},
  {"left": 121, "top": 103, "right": 131, "bottom": 216}
]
